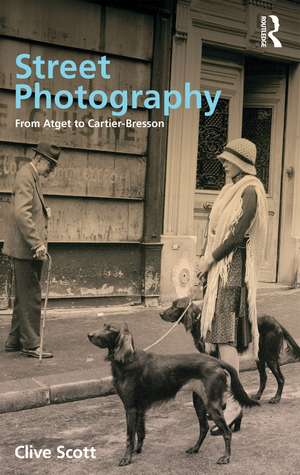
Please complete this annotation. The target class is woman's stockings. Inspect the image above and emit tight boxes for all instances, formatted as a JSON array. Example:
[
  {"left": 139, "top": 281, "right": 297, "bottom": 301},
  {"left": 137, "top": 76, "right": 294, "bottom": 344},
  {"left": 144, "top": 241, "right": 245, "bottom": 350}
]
[{"left": 219, "top": 343, "right": 242, "bottom": 424}]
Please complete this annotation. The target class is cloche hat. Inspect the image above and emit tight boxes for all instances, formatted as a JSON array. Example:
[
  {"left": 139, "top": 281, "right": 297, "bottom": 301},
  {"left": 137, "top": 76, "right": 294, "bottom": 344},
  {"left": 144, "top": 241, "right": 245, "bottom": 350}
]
[{"left": 218, "top": 138, "right": 256, "bottom": 175}]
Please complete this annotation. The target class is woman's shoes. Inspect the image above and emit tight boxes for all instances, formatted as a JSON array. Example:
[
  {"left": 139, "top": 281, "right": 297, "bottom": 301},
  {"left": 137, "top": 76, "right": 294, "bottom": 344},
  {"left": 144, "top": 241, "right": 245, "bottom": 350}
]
[{"left": 210, "top": 411, "right": 243, "bottom": 436}]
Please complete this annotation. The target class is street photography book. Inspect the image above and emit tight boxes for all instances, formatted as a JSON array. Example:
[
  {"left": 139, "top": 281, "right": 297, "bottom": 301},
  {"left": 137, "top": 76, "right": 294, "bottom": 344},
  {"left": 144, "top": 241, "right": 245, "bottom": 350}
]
[{"left": 0, "top": 0, "right": 300, "bottom": 474}]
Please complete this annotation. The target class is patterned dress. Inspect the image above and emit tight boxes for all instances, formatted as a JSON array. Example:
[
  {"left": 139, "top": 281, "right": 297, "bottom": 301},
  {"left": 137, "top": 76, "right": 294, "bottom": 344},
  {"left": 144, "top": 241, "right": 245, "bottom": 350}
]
[{"left": 205, "top": 178, "right": 257, "bottom": 353}]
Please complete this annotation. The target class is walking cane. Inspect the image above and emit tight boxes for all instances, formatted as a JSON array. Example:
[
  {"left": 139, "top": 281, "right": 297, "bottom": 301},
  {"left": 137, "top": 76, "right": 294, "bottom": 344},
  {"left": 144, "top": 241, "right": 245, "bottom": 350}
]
[{"left": 39, "top": 252, "right": 52, "bottom": 363}]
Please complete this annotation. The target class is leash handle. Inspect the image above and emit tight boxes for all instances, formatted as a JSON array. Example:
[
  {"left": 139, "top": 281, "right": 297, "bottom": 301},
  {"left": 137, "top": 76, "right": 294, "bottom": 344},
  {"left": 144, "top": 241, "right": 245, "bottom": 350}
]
[
  {"left": 143, "top": 300, "right": 192, "bottom": 352},
  {"left": 39, "top": 252, "right": 52, "bottom": 363}
]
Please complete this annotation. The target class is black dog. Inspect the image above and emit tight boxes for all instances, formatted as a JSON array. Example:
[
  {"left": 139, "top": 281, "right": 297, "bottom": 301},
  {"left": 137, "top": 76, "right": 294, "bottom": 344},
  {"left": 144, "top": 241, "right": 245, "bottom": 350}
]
[
  {"left": 88, "top": 322, "right": 258, "bottom": 466},
  {"left": 160, "top": 297, "right": 300, "bottom": 404}
]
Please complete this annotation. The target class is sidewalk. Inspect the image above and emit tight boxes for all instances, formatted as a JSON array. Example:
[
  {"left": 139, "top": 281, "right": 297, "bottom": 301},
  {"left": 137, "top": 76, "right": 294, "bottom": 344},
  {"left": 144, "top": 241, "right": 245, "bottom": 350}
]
[{"left": 0, "top": 287, "right": 300, "bottom": 414}]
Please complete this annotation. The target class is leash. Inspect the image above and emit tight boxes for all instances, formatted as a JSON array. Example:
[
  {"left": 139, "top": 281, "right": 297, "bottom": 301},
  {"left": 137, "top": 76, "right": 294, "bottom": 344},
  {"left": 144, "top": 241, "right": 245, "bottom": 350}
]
[
  {"left": 143, "top": 299, "right": 193, "bottom": 352},
  {"left": 39, "top": 252, "right": 52, "bottom": 363}
]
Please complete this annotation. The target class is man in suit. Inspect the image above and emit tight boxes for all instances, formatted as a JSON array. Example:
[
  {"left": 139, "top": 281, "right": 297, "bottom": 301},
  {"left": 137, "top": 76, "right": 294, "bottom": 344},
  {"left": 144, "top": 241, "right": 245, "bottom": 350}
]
[{"left": 3, "top": 142, "right": 61, "bottom": 358}]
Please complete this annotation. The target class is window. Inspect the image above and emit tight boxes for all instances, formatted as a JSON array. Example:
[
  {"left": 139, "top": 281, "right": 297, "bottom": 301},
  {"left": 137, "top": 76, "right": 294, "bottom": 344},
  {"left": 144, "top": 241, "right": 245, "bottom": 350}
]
[
  {"left": 196, "top": 97, "right": 229, "bottom": 190},
  {"left": 242, "top": 107, "right": 272, "bottom": 192}
]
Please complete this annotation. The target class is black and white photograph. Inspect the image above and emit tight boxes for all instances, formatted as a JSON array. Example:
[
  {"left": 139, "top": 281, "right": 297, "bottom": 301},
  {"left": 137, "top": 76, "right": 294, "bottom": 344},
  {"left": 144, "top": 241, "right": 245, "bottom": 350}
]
[{"left": 0, "top": 0, "right": 300, "bottom": 473}]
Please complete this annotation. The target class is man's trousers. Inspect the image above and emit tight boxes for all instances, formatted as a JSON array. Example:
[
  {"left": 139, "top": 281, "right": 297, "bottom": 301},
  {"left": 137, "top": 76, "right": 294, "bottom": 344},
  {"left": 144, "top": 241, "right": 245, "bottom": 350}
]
[{"left": 6, "top": 258, "right": 43, "bottom": 350}]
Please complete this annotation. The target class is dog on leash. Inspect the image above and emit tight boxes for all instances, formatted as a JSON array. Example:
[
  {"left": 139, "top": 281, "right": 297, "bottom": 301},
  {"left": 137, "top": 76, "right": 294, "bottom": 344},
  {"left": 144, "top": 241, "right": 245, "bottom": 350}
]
[
  {"left": 88, "top": 322, "right": 258, "bottom": 466},
  {"left": 160, "top": 297, "right": 300, "bottom": 404}
]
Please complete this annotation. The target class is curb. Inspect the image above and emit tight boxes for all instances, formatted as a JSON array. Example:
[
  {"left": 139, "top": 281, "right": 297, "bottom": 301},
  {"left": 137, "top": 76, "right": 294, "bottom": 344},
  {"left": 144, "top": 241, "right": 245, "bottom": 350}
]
[
  {"left": 0, "top": 376, "right": 115, "bottom": 414},
  {"left": 0, "top": 387, "right": 50, "bottom": 413},
  {"left": 50, "top": 376, "right": 115, "bottom": 404},
  {"left": 1, "top": 353, "right": 298, "bottom": 414},
  {"left": 0, "top": 364, "right": 258, "bottom": 415},
  {"left": 1, "top": 359, "right": 299, "bottom": 415}
]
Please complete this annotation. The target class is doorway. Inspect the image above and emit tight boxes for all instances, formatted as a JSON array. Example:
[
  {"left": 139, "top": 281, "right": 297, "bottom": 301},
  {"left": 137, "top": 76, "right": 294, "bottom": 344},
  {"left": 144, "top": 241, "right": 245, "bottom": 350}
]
[{"left": 194, "top": 50, "right": 287, "bottom": 282}]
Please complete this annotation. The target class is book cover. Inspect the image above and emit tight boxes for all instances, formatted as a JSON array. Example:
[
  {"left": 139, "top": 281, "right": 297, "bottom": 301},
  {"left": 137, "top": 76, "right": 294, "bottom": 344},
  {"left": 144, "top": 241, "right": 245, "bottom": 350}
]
[{"left": 0, "top": 0, "right": 300, "bottom": 473}]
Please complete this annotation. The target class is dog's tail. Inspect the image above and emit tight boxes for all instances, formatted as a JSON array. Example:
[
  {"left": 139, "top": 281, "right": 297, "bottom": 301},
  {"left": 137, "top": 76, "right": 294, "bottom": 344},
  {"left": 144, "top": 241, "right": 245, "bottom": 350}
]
[
  {"left": 280, "top": 323, "right": 300, "bottom": 360},
  {"left": 220, "top": 361, "right": 259, "bottom": 408}
]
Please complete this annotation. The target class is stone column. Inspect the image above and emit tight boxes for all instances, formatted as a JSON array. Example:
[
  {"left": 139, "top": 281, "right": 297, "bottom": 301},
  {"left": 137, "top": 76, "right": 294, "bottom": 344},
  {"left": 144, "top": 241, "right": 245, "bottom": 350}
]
[
  {"left": 290, "top": 65, "right": 300, "bottom": 286},
  {"left": 278, "top": 63, "right": 300, "bottom": 285},
  {"left": 160, "top": 1, "right": 202, "bottom": 302},
  {"left": 141, "top": 7, "right": 173, "bottom": 305}
]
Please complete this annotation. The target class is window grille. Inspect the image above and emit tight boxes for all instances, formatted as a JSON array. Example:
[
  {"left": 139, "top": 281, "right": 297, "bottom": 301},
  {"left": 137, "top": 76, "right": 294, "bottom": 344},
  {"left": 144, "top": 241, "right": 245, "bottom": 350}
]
[
  {"left": 242, "top": 107, "right": 272, "bottom": 192},
  {"left": 196, "top": 97, "right": 229, "bottom": 190}
]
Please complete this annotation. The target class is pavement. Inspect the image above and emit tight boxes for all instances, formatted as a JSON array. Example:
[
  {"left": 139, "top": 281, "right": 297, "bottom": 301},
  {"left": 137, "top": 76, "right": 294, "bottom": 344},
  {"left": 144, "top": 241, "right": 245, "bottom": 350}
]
[
  {"left": 1, "top": 363, "right": 300, "bottom": 474},
  {"left": 0, "top": 285, "right": 300, "bottom": 414}
]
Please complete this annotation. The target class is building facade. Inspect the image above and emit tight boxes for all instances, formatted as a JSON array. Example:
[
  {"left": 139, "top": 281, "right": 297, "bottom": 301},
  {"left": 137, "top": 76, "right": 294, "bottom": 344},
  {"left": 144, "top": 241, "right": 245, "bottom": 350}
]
[
  {"left": 161, "top": 0, "right": 300, "bottom": 301},
  {"left": 0, "top": 0, "right": 174, "bottom": 308}
]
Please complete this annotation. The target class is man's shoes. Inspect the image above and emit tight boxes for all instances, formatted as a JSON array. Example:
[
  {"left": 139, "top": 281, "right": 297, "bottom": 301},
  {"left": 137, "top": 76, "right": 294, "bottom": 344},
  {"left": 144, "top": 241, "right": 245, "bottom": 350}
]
[
  {"left": 5, "top": 338, "right": 22, "bottom": 352},
  {"left": 21, "top": 347, "right": 53, "bottom": 359},
  {"left": 5, "top": 344, "right": 22, "bottom": 352}
]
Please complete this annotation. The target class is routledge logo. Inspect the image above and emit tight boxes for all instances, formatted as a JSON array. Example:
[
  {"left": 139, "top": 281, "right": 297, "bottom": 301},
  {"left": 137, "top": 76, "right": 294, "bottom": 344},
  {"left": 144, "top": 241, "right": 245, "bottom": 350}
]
[{"left": 260, "top": 15, "right": 282, "bottom": 48}]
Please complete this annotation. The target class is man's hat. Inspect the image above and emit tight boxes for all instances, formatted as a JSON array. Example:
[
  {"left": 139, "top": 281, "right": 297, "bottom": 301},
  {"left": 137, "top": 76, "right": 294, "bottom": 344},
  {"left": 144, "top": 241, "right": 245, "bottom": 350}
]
[
  {"left": 32, "top": 142, "right": 61, "bottom": 165},
  {"left": 217, "top": 138, "right": 256, "bottom": 176}
]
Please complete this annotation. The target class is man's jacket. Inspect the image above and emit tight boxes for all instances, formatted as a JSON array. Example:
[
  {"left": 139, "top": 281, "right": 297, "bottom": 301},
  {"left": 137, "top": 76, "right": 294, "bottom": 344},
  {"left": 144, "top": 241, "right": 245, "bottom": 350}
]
[{"left": 3, "top": 162, "right": 48, "bottom": 259}]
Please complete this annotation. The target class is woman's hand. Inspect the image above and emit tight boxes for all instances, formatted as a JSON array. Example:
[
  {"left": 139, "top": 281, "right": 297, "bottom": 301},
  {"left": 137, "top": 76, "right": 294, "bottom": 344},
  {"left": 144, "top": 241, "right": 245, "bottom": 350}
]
[{"left": 197, "top": 254, "right": 215, "bottom": 279}]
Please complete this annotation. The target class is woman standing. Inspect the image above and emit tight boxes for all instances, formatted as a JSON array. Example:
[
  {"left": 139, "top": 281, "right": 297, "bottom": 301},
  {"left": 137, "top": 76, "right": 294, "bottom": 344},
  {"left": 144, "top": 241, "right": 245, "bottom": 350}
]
[{"left": 197, "top": 138, "right": 268, "bottom": 434}]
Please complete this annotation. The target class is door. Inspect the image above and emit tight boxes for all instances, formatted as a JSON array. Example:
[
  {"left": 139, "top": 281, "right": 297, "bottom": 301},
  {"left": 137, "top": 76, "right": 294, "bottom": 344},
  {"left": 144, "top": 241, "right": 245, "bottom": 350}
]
[
  {"left": 194, "top": 52, "right": 286, "bottom": 282},
  {"left": 242, "top": 67, "right": 286, "bottom": 281},
  {"left": 194, "top": 51, "right": 244, "bottom": 256}
]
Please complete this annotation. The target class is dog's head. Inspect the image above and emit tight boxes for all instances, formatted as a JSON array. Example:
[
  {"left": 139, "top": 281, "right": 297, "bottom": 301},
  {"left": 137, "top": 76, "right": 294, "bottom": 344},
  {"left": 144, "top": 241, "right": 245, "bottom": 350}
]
[
  {"left": 160, "top": 297, "right": 201, "bottom": 332},
  {"left": 88, "top": 322, "right": 135, "bottom": 363}
]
